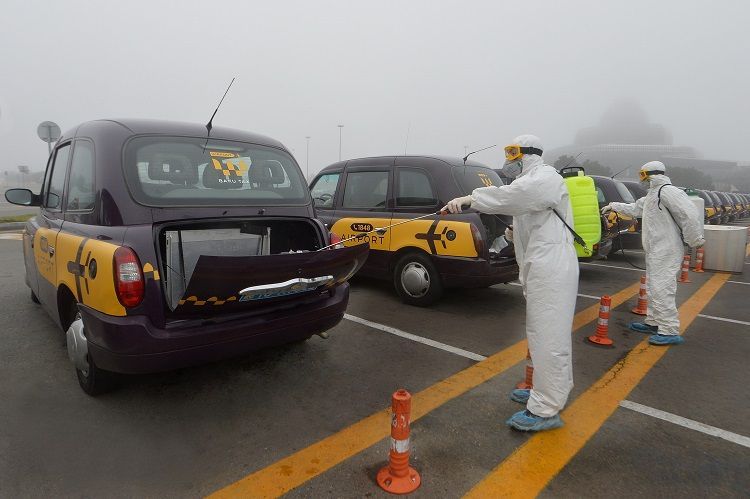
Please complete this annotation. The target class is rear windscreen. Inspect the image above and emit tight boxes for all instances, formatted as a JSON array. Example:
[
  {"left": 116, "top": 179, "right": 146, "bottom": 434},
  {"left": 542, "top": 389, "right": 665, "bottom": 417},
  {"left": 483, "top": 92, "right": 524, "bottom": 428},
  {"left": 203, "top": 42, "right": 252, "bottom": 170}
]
[
  {"left": 123, "top": 136, "right": 309, "bottom": 206},
  {"left": 614, "top": 180, "right": 636, "bottom": 203},
  {"left": 454, "top": 166, "right": 504, "bottom": 194}
]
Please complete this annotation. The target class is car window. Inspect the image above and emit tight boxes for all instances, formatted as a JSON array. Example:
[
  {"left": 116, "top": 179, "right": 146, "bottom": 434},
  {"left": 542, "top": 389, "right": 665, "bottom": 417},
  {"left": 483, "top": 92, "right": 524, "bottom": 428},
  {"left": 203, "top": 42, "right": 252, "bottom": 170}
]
[
  {"left": 66, "top": 141, "right": 95, "bottom": 211},
  {"left": 596, "top": 186, "right": 606, "bottom": 204},
  {"left": 310, "top": 173, "right": 340, "bottom": 209},
  {"left": 123, "top": 136, "right": 308, "bottom": 206},
  {"left": 45, "top": 144, "right": 71, "bottom": 210},
  {"left": 454, "top": 166, "right": 503, "bottom": 193},
  {"left": 396, "top": 169, "right": 437, "bottom": 207},
  {"left": 342, "top": 171, "right": 389, "bottom": 209},
  {"left": 614, "top": 180, "right": 635, "bottom": 203}
]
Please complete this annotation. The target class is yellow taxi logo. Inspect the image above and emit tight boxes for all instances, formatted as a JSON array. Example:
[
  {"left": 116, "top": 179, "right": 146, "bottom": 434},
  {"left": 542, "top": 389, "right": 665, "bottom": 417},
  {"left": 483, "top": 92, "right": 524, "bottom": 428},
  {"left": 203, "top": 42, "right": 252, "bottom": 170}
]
[
  {"left": 477, "top": 172, "right": 494, "bottom": 187},
  {"left": 415, "top": 220, "right": 458, "bottom": 254},
  {"left": 209, "top": 152, "right": 250, "bottom": 178}
]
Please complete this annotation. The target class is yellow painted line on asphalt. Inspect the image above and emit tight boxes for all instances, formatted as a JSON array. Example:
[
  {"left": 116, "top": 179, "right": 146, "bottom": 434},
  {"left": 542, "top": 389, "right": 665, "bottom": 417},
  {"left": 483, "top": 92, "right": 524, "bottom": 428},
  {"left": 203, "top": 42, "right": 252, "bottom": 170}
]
[
  {"left": 208, "top": 281, "right": 642, "bottom": 498},
  {"left": 463, "top": 272, "right": 730, "bottom": 499}
]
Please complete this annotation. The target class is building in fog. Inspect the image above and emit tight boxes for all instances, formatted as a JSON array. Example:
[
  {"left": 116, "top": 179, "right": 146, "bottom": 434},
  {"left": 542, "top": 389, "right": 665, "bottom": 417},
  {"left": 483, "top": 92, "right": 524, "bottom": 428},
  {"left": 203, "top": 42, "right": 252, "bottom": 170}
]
[{"left": 546, "top": 99, "right": 738, "bottom": 181}]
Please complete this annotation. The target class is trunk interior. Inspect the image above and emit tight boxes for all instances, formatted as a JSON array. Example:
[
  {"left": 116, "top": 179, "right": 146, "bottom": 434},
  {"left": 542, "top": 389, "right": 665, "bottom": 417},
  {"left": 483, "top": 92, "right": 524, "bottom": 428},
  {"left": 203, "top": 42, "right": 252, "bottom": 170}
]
[
  {"left": 480, "top": 214, "right": 516, "bottom": 261},
  {"left": 156, "top": 218, "right": 367, "bottom": 318}
]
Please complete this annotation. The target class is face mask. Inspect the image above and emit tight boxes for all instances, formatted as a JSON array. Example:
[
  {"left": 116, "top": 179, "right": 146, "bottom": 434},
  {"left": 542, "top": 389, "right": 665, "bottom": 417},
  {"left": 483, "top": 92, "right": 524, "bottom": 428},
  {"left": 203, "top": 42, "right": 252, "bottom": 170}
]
[{"left": 501, "top": 159, "right": 523, "bottom": 179}]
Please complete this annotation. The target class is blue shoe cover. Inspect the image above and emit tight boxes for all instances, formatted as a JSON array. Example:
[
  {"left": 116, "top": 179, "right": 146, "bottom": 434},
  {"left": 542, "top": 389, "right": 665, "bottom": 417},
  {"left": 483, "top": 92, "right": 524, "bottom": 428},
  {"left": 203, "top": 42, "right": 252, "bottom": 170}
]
[
  {"left": 510, "top": 389, "right": 530, "bottom": 404},
  {"left": 505, "top": 410, "right": 564, "bottom": 432},
  {"left": 629, "top": 322, "right": 659, "bottom": 334},
  {"left": 649, "top": 334, "right": 685, "bottom": 346}
]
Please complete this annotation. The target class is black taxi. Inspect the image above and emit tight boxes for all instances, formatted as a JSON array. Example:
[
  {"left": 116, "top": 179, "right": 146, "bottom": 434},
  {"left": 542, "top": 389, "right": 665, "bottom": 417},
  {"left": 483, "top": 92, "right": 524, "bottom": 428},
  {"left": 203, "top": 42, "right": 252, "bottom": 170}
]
[
  {"left": 5, "top": 119, "right": 367, "bottom": 395},
  {"left": 309, "top": 156, "right": 519, "bottom": 306}
]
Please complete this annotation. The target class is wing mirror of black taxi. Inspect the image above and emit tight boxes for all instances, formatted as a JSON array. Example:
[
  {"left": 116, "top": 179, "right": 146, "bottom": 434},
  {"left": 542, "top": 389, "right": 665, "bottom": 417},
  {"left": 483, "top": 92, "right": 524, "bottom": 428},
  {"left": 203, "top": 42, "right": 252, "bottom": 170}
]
[{"left": 5, "top": 188, "right": 41, "bottom": 206}]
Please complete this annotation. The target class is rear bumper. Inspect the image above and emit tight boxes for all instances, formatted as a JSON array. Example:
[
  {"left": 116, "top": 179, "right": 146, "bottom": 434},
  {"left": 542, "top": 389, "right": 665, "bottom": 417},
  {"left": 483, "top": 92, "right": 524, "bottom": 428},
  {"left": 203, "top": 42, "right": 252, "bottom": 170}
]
[
  {"left": 433, "top": 255, "right": 519, "bottom": 288},
  {"left": 80, "top": 284, "right": 349, "bottom": 374}
]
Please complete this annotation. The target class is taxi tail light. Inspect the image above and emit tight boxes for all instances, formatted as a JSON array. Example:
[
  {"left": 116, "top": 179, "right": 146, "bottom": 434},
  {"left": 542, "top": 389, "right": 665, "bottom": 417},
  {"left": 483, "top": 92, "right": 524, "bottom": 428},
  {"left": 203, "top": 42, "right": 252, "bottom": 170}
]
[
  {"left": 113, "top": 246, "right": 144, "bottom": 308},
  {"left": 328, "top": 232, "right": 344, "bottom": 250},
  {"left": 470, "top": 223, "right": 484, "bottom": 256}
]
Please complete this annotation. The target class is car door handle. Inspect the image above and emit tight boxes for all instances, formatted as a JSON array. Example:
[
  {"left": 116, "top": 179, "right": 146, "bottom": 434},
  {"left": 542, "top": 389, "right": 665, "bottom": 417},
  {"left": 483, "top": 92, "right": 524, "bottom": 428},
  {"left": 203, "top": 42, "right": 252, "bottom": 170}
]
[{"left": 48, "top": 245, "right": 55, "bottom": 256}]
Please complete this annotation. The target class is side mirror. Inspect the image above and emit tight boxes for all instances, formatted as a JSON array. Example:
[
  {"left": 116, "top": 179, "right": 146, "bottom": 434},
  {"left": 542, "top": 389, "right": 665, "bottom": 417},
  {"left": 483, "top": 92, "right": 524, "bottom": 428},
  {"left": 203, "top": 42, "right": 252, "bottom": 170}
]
[{"left": 5, "top": 188, "right": 41, "bottom": 207}]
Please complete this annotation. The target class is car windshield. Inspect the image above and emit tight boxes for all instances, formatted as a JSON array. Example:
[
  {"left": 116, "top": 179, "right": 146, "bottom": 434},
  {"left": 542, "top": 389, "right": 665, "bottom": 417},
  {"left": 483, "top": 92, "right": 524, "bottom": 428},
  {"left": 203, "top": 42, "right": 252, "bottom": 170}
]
[
  {"left": 454, "top": 166, "right": 504, "bottom": 193},
  {"left": 614, "top": 180, "right": 635, "bottom": 203},
  {"left": 123, "top": 136, "right": 309, "bottom": 206}
]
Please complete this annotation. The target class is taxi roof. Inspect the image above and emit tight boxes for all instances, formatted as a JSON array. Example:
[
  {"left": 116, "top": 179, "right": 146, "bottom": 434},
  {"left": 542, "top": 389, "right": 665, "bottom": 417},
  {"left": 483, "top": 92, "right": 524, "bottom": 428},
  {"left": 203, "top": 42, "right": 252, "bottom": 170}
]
[
  {"left": 318, "top": 155, "right": 490, "bottom": 173},
  {"left": 65, "top": 119, "right": 286, "bottom": 150}
]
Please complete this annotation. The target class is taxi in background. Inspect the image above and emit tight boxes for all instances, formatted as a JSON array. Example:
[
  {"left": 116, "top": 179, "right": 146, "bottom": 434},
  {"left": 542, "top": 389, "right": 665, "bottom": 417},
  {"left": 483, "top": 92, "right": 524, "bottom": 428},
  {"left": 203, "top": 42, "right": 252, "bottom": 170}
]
[{"left": 309, "top": 156, "right": 519, "bottom": 306}]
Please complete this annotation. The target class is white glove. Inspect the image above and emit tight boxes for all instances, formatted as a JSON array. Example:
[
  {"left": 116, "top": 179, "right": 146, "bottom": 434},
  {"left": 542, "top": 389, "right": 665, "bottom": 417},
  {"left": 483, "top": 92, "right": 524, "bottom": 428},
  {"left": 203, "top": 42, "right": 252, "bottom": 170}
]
[
  {"left": 504, "top": 226, "right": 513, "bottom": 242},
  {"left": 443, "top": 195, "right": 473, "bottom": 214},
  {"left": 601, "top": 204, "right": 614, "bottom": 215}
]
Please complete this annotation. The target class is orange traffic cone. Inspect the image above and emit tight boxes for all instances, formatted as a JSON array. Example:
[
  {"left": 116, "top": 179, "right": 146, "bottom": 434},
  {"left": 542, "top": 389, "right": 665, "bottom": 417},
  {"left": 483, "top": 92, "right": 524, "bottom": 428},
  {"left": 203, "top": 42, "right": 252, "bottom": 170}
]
[
  {"left": 693, "top": 247, "right": 705, "bottom": 272},
  {"left": 631, "top": 274, "right": 648, "bottom": 315},
  {"left": 377, "top": 389, "right": 421, "bottom": 494},
  {"left": 678, "top": 254, "right": 691, "bottom": 283},
  {"left": 515, "top": 349, "right": 533, "bottom": 390},
  {"left": 588, "top": 295, "right": 614, "bottom": 347}
]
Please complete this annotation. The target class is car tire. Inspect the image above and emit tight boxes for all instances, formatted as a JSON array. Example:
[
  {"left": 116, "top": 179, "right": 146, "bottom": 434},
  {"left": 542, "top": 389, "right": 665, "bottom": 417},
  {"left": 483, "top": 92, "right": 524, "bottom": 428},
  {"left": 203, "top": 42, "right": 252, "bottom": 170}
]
[
  {"left": 30, "top": 290, "right": 40, "bottom": 304},
  {"left": 77, "top": 355, "right": 117, "bottom": 397},
  {"left": 393, "top": 252, "right": 443, "bottom": 307},
  {"left": 68, "top": 313, "right": 117, "bottom": 396}
]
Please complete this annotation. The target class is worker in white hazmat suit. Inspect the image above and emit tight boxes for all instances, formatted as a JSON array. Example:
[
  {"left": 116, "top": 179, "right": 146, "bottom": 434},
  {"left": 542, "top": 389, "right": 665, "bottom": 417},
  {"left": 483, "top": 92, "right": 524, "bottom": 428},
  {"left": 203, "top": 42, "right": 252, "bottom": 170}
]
[
  {"left": 602, "top": 161, "right": 704, "bottom": 345},
  {"left": 444, "top": 135, "right": 578, "bottom": 432}
]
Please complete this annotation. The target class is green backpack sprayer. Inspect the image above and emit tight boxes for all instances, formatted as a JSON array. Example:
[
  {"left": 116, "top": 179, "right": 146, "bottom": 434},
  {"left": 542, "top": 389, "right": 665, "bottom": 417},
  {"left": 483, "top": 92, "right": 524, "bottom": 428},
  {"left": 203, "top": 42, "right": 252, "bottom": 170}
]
[{"left": 558, "top": 166, "right": 601, "bottom": 257}]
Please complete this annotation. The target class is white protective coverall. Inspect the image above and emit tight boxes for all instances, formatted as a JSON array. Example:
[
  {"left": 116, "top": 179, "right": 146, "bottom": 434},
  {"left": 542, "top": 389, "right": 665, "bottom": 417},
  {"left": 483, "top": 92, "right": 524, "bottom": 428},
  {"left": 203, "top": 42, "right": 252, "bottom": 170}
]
[
  {"left": 469, "top": 135, "right": 579, "bottom": 418},
  {"left": 608, "top": 166, "right": 704, "bottom": 336}
]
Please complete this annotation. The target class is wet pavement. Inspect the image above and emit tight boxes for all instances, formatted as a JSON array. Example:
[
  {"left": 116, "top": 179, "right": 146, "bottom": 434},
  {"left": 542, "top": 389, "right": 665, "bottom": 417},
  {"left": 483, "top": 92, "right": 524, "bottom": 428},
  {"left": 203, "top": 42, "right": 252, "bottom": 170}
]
[{"left": 0, "top": 225, "right": 748, "bottom": 498}]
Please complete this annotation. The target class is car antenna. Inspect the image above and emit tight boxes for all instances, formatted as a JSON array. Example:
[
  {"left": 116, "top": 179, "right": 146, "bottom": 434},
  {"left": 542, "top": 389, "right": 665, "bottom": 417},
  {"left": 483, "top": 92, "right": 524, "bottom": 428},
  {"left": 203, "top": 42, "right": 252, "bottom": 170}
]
[
  {"left": 463, "top": 144, "right": 497, "bottom": 164},
  {"left": 403, "top": 122, "right": 411, "bottom": 155},
  {"left": 611, "top": 166, "right": 630, "bottom": 179},
  {"left": 203, "top": 77, "right": 236, "bottom": 152},
  {"left": 556, "top": 152, "right": 583, "bottom": 173}
]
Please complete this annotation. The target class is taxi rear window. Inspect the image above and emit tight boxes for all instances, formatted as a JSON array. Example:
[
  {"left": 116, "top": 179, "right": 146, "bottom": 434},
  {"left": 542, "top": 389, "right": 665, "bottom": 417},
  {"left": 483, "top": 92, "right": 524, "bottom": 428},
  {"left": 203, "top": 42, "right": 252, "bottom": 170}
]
[
  {"left": 454, "top": 166, "right": 503, "bottom": 194},
  {"left": 614, "top": 180, "right": 636, "bottom": 203},
  {"left": 123, "top": 136, "right": 309, "bottom": 206}
]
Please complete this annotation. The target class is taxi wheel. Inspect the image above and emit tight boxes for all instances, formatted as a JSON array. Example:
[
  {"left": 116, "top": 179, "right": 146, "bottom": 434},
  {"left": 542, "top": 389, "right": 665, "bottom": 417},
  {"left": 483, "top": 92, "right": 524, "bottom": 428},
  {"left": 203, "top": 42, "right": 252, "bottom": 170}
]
[
  {"left": 394, "top": 253, "right": 443, "bottom": 307},
  {"left": 77, "top": 355, "right": 116, "bottom": 397},
  {"left": 68, "top": 312, "right": 117, "bottom": 396},
  {"left": 30, "top": 290, "right": 40, "bottom": 304}
]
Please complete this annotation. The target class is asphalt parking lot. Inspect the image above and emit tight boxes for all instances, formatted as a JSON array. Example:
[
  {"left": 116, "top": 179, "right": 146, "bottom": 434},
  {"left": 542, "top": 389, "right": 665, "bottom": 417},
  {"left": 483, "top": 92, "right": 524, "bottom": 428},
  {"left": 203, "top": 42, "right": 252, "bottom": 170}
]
[{"left": 1, "top": 228, "right": 748, "bottom": 498}]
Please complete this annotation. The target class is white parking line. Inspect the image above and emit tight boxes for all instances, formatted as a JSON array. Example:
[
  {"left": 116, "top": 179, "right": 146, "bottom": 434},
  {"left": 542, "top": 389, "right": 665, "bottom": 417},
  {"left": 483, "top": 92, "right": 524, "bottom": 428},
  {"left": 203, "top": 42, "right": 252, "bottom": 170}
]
[
  {"left": 343, "top": 314, "right": 487, "bottom": 361},
  {"left": 620, "top": 400, "right": 750, "bottom": 448},
  {"left": 508, "top": 282, "right": 599, "bottom": 300},
  {"left": 0, "top": 232, "right": 23, "bottom": 240},
  {"left": 697, "top": 314, "right": 750, "bottom": 327},
  {"left": 580, "top": 261, "right": 642, "bottom": 272},
  {"left": 728, "top": 280, "right": 750, "bottom": 286}
]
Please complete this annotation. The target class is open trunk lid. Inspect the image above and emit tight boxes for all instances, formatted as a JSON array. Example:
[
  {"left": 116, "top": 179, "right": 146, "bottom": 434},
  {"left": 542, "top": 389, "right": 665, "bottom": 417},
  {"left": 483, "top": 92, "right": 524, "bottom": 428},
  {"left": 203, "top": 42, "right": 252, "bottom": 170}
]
[{"left": 158, "top": 218, "right": 368, "bottom": 318}]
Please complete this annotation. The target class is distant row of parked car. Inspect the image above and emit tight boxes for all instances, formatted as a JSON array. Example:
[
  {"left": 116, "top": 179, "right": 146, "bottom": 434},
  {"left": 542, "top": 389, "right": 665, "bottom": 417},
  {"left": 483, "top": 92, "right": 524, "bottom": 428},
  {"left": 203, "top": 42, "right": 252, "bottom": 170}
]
[
  {"left": 695, "top": 190, "right": 750, "bottom": 224},
  {"left": 572, "top": 176, "right": 750, "bottom": 254}
]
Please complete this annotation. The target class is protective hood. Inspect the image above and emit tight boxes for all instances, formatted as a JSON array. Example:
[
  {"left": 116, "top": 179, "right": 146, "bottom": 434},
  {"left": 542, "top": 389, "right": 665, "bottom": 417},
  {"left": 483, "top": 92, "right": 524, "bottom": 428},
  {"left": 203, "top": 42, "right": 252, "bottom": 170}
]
[
  {"left": 646, "top": 173, "right": 671, "bottom": 190},
  {"left": 512, "top": 134, "right": 544, "bottom": 177},
  {"left": 641, "top": 160, "right": 666, "bottom": 174}
]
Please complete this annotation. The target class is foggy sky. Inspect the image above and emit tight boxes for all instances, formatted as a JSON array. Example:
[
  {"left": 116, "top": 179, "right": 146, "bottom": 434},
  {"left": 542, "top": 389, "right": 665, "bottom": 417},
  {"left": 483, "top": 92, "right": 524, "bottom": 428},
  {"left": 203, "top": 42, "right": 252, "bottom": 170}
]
[{"left": 1, "top": 0, "right": 748, "bottom": 179}]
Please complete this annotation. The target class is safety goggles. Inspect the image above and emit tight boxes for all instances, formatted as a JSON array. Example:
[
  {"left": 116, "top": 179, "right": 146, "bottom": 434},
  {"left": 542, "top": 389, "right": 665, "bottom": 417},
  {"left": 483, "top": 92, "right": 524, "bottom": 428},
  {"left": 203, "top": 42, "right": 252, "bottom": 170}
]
[
  {"left": 639, "top": 169, "right": 665, "bottom": 181},
  {"left": 504, "top": 144, "right": 543, "bottom": 161}
]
